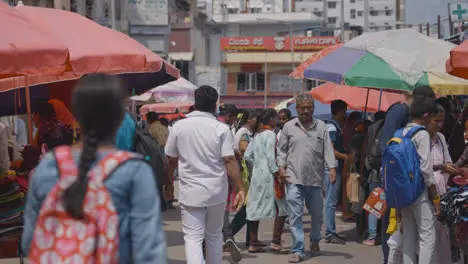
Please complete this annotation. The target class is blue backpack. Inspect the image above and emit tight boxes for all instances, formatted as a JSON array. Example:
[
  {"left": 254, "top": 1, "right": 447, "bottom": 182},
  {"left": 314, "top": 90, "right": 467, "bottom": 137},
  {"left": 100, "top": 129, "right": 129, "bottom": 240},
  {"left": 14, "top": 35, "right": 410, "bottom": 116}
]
[{"left": 382, "top": 126, "right": 426, "bottom": 208}]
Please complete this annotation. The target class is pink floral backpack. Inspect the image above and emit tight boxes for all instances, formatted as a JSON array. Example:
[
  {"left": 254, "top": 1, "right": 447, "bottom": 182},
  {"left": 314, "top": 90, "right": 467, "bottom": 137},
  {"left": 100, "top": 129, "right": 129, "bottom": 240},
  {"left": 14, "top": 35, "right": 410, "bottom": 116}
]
[{"left": 28, "top": 146, "right": 136, "bottom": 264}]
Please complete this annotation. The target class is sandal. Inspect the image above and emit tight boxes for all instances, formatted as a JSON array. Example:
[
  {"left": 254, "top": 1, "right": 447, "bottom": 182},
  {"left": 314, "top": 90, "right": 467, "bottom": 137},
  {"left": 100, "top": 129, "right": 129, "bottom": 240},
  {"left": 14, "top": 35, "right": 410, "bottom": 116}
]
[
  {"left": 269, "top": 243, "right": 282, "bottom": 252},
  {"left": 252, "top": 240, "right": 267, "bottom": 247},
  {"left": 325, "top": 234, "right": 346, "bottom": 245},
  {"left": 248, "top": 247, "right": 266, "bottom": 253},
  {"left": 288, "top": 253, "right": 303, "bottom": 263}
]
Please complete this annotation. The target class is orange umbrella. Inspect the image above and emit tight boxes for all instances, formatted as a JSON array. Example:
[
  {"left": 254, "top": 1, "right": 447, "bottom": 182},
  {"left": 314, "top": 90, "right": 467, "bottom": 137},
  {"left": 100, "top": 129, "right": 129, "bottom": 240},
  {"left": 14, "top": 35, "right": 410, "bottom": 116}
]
[
  {"left": 0, "top": 2, "right": 68, "bottom": 77},
  {"left": 15, "top": 5, "right": 177, "bottom": 75},
  {"left": 290, "top": 43, "right": 342, "bottom": 79},
  {"left": 140, "top": 102, "right": 193, "bottom": 115},
  {"left": 310, "top": 82, "right": 405, "bottom": 112},
  {"left": 447, "top": 41, "right": 468, "bottom": 79}
]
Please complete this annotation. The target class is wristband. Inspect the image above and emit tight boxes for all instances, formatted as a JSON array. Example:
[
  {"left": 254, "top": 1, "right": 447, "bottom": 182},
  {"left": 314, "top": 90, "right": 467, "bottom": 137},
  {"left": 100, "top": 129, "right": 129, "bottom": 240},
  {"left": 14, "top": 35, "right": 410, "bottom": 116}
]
[{"left": 433, "top": 196, "right": 441, "bottom": 204}]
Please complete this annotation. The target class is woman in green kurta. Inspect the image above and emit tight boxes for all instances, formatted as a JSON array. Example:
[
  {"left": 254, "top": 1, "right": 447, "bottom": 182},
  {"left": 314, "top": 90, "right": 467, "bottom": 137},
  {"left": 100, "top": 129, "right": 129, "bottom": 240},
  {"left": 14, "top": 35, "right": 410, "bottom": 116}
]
[{"left": 244, "top": 109, "right": 288, "bottom": 253}]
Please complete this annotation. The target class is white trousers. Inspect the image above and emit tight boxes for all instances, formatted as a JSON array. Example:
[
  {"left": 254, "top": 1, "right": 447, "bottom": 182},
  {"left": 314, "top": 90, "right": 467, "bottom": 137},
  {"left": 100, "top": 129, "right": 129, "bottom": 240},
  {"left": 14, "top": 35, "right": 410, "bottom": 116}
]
[
  {"left": 180, "top": 202, "right": 226, "bottom": 264},
  {"left": 401, "top": 191, "right": 436, "bottom": 264}
]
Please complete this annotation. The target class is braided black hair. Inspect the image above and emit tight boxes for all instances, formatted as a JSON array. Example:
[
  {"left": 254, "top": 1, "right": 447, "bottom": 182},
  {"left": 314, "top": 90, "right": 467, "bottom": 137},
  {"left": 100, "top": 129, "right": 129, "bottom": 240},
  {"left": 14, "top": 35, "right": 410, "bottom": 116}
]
[
  {"left": 63, "top": 74, "right": 125, "bottom": 219},
  {"left": 62, "top": 131, "right": 99, "bottom": 219}
]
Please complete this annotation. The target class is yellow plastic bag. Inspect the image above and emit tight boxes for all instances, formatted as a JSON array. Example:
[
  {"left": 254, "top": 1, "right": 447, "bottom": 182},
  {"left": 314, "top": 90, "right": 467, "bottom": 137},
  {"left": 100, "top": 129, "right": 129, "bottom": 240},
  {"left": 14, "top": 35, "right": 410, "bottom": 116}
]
[{"left": 387, "top": 208, "right": 398, "bottom": 235}]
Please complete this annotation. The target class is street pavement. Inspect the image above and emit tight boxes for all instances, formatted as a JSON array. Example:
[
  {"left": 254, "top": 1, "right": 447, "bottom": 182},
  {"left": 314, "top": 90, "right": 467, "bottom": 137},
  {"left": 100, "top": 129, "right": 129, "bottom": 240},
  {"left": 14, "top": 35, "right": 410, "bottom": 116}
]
[{"left": 165, "top": 205, "right": 383, "bottom": 264}]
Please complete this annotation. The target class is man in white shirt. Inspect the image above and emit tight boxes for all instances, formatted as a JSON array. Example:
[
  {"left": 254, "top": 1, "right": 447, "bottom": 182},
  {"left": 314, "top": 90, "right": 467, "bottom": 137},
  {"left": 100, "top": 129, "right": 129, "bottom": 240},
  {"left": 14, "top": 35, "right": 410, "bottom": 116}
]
[{"left": 165, "top": 85, "right": 246, "bottom": 264}]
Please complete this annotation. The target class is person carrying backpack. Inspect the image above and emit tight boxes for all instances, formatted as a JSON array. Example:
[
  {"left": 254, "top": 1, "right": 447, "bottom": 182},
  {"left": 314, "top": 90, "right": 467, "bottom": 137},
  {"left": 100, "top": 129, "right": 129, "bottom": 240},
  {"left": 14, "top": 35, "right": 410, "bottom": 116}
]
[
  {"left": 382, "top": 95, "right": 439, "bottom": 264},
  {"left": 21, "top": 74, "right": 166, "bottom": 264},
  {"left": 363, "top": 111, "right": 386, "bottom": 246},
  {"left": 378, "top": 86, "right": 436, "bottom": 264}
]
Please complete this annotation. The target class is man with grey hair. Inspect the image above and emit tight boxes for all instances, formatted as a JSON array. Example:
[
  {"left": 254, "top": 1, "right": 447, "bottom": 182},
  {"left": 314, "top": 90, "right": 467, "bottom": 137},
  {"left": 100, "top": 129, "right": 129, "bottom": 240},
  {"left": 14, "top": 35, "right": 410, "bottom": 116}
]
[{"left": 277, "top": 94, "right": 336, "bottom": 263}]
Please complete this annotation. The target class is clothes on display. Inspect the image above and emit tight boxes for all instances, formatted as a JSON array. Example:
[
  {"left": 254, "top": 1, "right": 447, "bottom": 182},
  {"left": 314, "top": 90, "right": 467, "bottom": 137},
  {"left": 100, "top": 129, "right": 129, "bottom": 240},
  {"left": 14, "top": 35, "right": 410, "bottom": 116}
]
[{"left": 0, "top": 172, "right": 25, "bottom": 258}]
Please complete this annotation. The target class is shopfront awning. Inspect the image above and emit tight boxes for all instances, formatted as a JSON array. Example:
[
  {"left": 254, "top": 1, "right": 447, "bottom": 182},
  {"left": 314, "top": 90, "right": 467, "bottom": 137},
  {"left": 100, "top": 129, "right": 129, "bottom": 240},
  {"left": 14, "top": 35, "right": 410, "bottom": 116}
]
[
  {"left": 223, "top": 52, "right": 315, "bottom": 64},
  {"left": 168, "top": 52, "right": 194, "bottom": 61}
]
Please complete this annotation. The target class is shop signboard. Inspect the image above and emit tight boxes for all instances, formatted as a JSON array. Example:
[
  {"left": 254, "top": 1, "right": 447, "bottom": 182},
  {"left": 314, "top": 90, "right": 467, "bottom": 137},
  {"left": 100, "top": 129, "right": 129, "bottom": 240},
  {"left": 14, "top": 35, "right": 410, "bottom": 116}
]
[
  {"left": 220, "top": 36, "right": 339, "bottom": 51},
  {"left": 450, "top": 2, "right": 468, "bottom": 22}
]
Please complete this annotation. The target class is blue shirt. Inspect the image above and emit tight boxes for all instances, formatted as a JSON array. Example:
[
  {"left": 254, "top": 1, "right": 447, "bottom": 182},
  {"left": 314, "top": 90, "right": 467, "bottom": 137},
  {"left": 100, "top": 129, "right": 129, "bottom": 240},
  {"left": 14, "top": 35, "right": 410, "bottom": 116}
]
[
  {"left": 326, "top": 119, "right": 345, "bottom": 155},
  {"left": 379, "top": 102, "right": 410, "bottom": 153},
  {"left": 21, "top": 151, "right": 166, "bottom": 264},
  {"left": 116, "top": 113, "right": 136, "bottom": 151}
]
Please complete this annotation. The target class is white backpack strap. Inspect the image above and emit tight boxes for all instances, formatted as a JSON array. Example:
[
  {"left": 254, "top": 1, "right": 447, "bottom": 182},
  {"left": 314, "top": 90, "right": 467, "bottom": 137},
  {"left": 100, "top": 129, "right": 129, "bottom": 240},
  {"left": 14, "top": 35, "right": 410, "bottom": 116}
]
[{"left": 89, "top": 151, "right": 138, "bottom": 183}]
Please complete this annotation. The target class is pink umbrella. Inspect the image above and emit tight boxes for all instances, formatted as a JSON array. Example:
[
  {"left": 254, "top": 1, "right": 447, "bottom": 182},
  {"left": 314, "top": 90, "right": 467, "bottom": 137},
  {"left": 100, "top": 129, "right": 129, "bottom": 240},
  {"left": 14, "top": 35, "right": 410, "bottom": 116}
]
[{"left": 140, "top": 102, "right": 193, "bottom": 115}]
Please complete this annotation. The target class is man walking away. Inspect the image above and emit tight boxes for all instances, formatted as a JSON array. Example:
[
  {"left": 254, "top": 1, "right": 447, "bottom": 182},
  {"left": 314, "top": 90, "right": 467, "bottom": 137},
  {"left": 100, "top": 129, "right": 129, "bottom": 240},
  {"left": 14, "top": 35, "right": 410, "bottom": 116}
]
[
  {"left": 324, "top": 100, "right": 349, "bottom": 245},
  {"left": 165, "top": 86, "right": 246, "bottom": 264},
  {"left": 277, "top": 94, "right": 336, "bottom": 263}
]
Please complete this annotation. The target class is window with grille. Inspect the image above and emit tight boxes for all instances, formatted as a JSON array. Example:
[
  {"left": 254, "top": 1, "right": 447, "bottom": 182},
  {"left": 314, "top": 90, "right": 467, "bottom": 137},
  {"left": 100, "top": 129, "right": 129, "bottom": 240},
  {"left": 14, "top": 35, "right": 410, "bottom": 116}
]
[
  {"left": 237, "top": 73, "right": 265, "bottom": 92},
  {"left": 328, "top": 17, "right": 337, "bottom": 24}
]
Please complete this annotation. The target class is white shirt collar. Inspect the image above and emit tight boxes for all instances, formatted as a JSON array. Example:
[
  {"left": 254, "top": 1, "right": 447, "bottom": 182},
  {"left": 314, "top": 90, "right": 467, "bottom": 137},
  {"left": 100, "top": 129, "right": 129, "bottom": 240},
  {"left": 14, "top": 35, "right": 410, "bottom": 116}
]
[{"left": 186, "top": 110, "right": 216, "bottom": 120}]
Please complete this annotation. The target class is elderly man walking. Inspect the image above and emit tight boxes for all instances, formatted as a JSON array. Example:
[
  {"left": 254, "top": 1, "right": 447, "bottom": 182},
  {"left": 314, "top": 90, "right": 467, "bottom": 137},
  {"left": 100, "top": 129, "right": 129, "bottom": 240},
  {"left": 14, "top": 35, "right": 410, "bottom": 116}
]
[
  {"left": 277, "top": 94, "right": 337, "bottom": 263},
  {"left": 165, "top": 85, "right": 246, "bottom": 264}
]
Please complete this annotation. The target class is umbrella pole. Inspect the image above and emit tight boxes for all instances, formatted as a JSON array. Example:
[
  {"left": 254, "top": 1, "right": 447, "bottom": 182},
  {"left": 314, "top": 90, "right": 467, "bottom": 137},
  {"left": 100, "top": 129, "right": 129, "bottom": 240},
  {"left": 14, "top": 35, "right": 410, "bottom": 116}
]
[
  {"left": 25, "top": 76, "right": 33, "bottom": 144},
  {"left": 364, "top": 88, "right": 370, "bottom": 119},
  {"left": 378, "top": 88, "right": 383, "bottom": 111}
]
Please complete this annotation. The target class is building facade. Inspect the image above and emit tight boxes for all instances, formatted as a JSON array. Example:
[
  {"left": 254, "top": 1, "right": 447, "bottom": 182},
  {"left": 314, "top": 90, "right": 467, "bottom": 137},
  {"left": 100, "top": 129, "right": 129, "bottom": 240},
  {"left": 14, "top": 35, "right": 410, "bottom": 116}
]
[
  {"left": 192, "top": 0, "right": 334, "bottom": 106},
  {"left": 219, "top": 35, "right": 338, "bottom": 108},
  {"left": 296, "top": 0, "right": 397, "bottom": 32}
]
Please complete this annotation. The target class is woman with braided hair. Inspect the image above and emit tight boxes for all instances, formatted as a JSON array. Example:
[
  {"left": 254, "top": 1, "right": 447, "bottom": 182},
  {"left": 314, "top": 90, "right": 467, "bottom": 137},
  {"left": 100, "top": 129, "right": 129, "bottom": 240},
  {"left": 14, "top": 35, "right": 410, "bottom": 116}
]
[{"left": 21, "top": 74, "right": 166, "bottom": 263}]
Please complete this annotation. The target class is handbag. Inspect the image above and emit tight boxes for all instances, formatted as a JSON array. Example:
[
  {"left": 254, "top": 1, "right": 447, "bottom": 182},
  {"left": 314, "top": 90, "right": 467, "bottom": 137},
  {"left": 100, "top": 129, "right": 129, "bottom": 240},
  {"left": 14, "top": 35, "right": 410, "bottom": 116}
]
[{"left": 346, "top": 164, "right": 360, "bottom": 203}]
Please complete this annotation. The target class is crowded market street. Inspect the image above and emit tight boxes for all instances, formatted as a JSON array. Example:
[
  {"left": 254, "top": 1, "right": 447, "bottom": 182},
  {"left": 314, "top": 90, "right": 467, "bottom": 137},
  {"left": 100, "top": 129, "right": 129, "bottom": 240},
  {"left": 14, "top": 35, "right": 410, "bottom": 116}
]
[{"left": 0, "top": 182, "right": 382, "bottom": 264}]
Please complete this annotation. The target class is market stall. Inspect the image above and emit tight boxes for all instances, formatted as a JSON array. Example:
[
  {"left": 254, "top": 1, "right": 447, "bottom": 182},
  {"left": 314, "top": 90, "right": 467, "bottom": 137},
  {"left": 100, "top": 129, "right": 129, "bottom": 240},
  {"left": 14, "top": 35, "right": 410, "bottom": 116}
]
[
  {"left": 130, "top": 77, "right": 196, "bottom": 103},
  {"left": 0, "top": 3, "right": 180, "bottom": 259}
]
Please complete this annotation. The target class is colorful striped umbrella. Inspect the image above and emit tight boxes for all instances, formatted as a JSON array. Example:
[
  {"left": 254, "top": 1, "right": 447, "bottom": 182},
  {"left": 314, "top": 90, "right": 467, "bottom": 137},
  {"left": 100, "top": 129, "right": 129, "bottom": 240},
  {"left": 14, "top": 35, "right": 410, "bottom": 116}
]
[
  {"left": 289, "top": 44, "right": 343, "bottom": 79},
  {"left": 304, "top": 29, "right": 468, "bottom": 95}
]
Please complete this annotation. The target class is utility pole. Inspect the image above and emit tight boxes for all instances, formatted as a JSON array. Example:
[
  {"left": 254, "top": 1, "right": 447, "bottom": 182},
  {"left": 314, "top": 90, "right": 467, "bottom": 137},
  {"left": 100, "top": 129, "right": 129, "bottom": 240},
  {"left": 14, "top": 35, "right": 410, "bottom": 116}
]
[
  {"left": 323, "top": 0, "right": 328, "bottom": 34},
  {"left": 437, "top": 15, "right": 441, "bottom": 39},
  {"left": 395, "top": 0, "right": 400, "bottom": 29},
  {"left": 448, "top": 3, "right": 454, "bottom": 36},
  {"left": 289, "top": 24, "right": 296, "bottom": 96},
  {"left": 364, "top": 0, "right": 369, "bottom": 32},
  {"left": 111, "top": 0, "right": 116, "bottom": 29},
  {"left": 340, "top": 0, "right": 345, "bottom": 41}
]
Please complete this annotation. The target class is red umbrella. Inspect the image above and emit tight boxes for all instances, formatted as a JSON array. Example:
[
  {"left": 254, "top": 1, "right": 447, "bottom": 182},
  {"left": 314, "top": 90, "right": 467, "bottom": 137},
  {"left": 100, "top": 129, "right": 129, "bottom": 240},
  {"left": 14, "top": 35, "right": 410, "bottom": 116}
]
[
  {"left": 310, "top": 82, "right": 405, "bottom": 112},
  {"left": 0, "top": 1, "right": 68, "bottom": 77},
  {"left": 447, "top": 41, "right": 468, "bottom": 79},
  {"left": 15, "top": 5, "right": 177, "bottom": 76}
]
